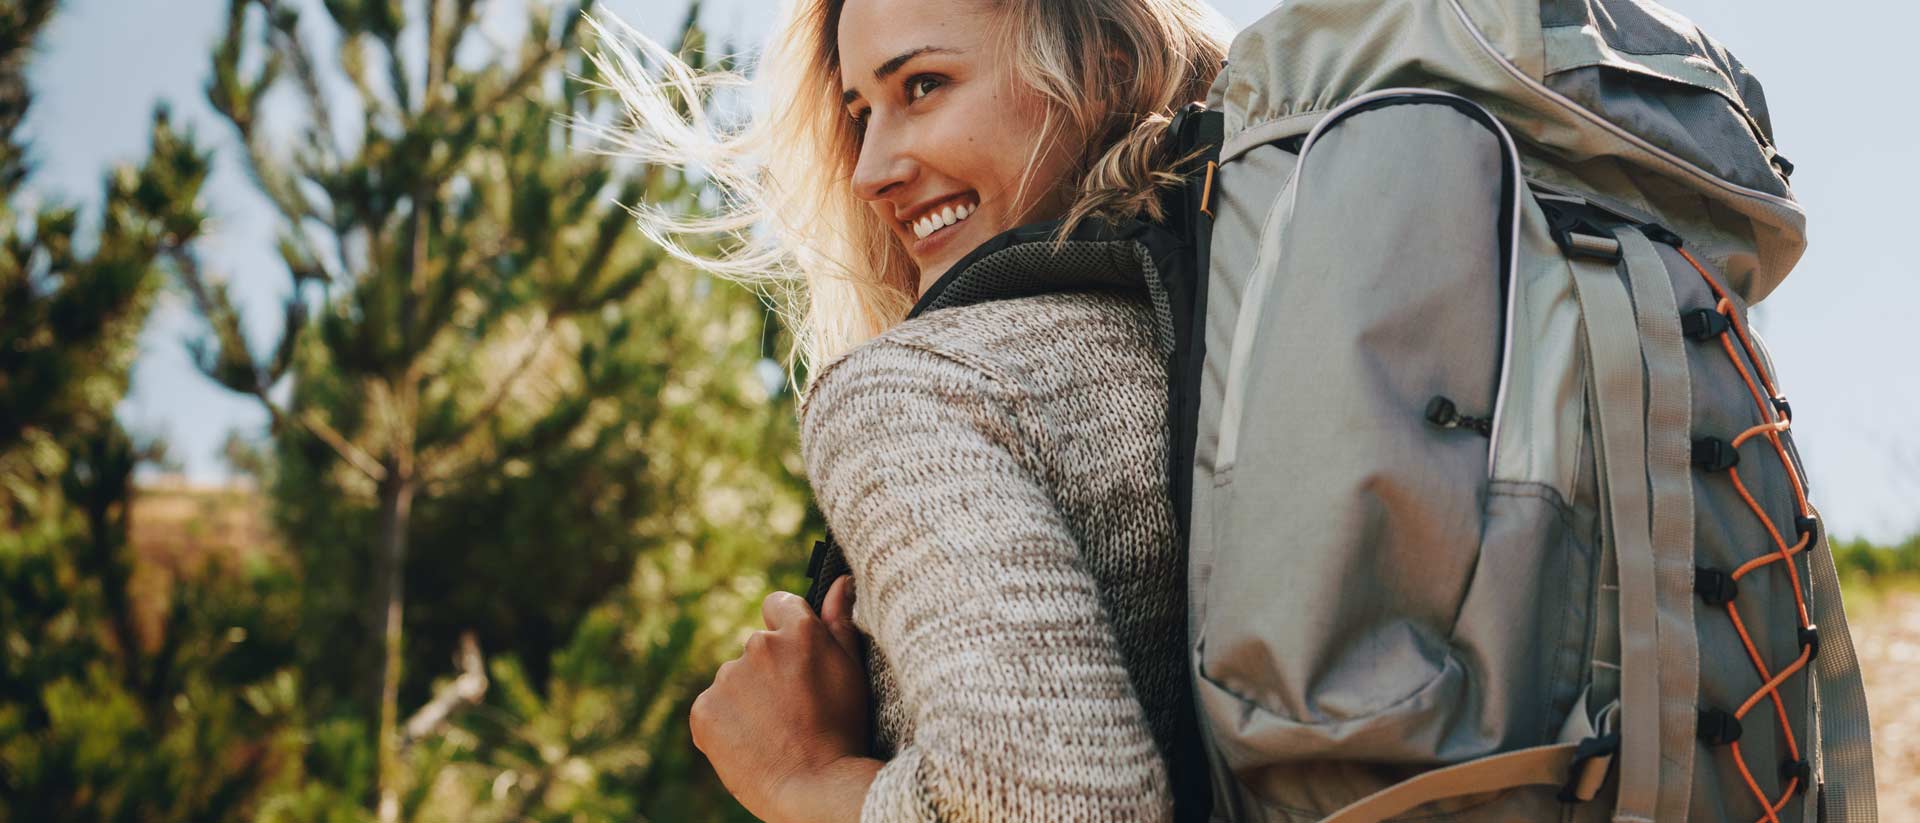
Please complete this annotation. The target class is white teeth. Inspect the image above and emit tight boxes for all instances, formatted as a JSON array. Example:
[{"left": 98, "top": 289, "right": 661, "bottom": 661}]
[{"left": 907, "top": 199, "right": 977, "bottom": 242}]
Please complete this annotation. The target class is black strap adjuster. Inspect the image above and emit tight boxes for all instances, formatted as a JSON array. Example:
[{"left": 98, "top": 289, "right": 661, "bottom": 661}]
[
  {"left": 1799, "top": 625, "right": 1821, "bottom": 662},
  {"left": 1542, "top": 201, "right": 1622, "bottom": 262},
  {"left": 1796, "top": 515, "right": 1820, "bottom": 548},
  {"left": 1694, "top": 566, "right": 1740, "bottom": 606},
  {"left": 1692, "top": 437, "right": 1741, "bottom": 471},
  {"left": 1558, "top": 733, "right": 1620, "bottom": 803},
  {"left": 1780, "top": 758, "right": 1812, "bottom": 792},
  {"left": 1698, "top": 707, "right": 1744, "bottom": 745},
  {"left": 1682, "top": 308, "right": 1732, "bottom": 341}
]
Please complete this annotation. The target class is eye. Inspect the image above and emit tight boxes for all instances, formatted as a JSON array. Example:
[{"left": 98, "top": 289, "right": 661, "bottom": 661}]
[
  {"left": 905, "top": 73, "right": 944, "bottom": 103},
  {"left": 848, "top": 107, "right": 870, "bottom": 136}
]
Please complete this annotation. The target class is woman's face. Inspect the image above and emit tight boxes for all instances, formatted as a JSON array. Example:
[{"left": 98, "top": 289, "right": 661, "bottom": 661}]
[{"left": 837, "top": 0, "right": 1079, "bottom": 295}]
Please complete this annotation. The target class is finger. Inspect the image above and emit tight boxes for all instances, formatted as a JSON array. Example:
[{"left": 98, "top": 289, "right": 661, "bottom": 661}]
[
  {"left": 819, "top": 576, "right": 863, "bottom": 660},
  {"left": 761, "top": 590, "right": 812, "bottom": 630},
  {"left": 819, "top": 575, "right": 855, "bottom": 625}
]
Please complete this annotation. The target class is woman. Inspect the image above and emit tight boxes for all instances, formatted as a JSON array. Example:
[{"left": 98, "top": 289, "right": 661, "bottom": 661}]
[{"left": 600, "top": 0, "right": 1229, "bottom": 819}]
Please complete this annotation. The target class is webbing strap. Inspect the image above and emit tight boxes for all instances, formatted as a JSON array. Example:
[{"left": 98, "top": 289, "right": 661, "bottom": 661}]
[
  {"left": 1569, "top": 250, "right": 1660, "bottom": 823},
  {"left": 1615, "top": 227, "right": 1699, "bottom": 823},
  {"left": 1316, "top": 742, "right": 1588, "bottom": 823},
  {"left": 1806, "top": 506, "right": 1879, "bottom": 821}
]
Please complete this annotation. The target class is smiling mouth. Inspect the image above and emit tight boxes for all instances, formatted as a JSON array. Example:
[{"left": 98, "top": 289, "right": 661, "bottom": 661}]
[{"left": 905, "top": 194, "right": 981, "bottom": 242}]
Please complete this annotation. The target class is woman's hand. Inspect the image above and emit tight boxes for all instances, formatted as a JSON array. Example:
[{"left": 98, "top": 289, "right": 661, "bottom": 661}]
[{"left": 691, "top": 576, "right": 876, "bottom": 823}]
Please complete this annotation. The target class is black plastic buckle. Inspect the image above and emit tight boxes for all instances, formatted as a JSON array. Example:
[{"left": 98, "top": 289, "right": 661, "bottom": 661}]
[
  {"left": 1541, "top": 200, "right": 1622, "bottom": 262},
  {"left": 1772, "top": 396, "right": 1794, "bottom": 422},
  {"left": 1694, "top": 566, "right": 1740, "bottom": 606},
  {"left": 1691, "top": 437, "right": 1741, "bottom": 472},
  {"left": 1698, "top": 707, "right": 1744, "bottom": 745},
  {"left": 1681, "top": 308, "right": 1731, "bottom": 341},
  {"left": 1796, "top": 515, "right": 1820, "bottom": 548},
  {"left": 1780, "top": 758, "right": 1812, "bottom": 792},
  {"left": 1558, "top": 733, "right": 1620, "bottom": 803},
  {"left": 1799, "top": 625, "right": 1821, "bottom": 662}
]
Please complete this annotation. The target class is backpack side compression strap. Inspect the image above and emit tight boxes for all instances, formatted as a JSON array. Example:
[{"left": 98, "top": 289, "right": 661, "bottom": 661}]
[
  {"left": 1315, "top": 739, "right": 1609, "bottom": 823},
  {"left": 1807, "top": 511, "right": 1879, "bottom": 821}
]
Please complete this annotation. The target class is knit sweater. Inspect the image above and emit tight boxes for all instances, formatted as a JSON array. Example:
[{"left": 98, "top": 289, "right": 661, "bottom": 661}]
[{"left": 798, "top": 290, "right": 1186, "bottom": 823}]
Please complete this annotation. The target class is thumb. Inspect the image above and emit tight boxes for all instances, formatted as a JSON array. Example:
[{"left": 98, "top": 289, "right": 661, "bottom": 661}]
[{"left": 819, "top": 575, "right": 863, "bottom": 660}]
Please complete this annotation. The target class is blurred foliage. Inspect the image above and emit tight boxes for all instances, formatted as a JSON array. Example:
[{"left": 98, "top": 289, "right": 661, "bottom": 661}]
[
  {"left": 1, "top": 0, "right": 308, "bottom": 819},
  {"left": 1834, "top": 534, "right": 1920, "bottom": 582},
  {"left": 5, "top": 0, "right": 815, "bottom": 819}
]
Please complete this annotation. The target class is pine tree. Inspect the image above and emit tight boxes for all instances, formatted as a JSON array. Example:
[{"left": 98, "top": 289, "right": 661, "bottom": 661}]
[
  {"left": 184, "top": 1, "right": 814, "bottom": 816},
  {"left": 1, "top": 2, "right": 310, "bottom": 820}
]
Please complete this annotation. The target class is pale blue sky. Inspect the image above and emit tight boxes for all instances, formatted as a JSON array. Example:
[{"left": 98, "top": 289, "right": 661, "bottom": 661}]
[{"left": 22, "top": 0, "right": 1920, "bottom": 541}]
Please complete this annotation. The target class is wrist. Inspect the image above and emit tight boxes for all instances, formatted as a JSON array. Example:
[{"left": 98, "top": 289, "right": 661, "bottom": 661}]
[{"left": 771, "top": 754, "right": 883, "bottom": 823}]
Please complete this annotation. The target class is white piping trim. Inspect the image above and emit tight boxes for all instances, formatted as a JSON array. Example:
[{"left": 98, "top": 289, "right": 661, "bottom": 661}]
[
  {"left": 1482, "top": 104, "right": 1523, "bottom": 477},
  {"left": 1213, "top": 88, "right": 1521, "bottom": 479}
]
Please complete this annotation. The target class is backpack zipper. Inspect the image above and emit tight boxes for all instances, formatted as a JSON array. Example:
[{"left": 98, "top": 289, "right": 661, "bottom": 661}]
[{"left": 1424, "top": 395, "right": 1492, "bottom": 437}]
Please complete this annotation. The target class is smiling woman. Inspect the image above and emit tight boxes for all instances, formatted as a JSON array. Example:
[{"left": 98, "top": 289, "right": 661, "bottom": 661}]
[
  {"left": 595, "top": 0, "right": 1225, "bottom": 374},
  {"left": 594, "top": 1, "right": 1229, "bottom": 821},
  {"left": 835, "top": 4, "right": 1081, "bottom": 295}
]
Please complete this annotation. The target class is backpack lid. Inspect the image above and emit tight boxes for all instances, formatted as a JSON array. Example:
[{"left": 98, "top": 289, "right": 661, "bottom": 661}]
[{"left": 1214, "top": 0, "right": 1805, "bottom": 303}]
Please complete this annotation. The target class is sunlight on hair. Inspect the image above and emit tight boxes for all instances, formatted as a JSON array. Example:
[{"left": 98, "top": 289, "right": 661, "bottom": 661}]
[{"left": 582, "top": 0, "right": 1229, "bottom": 388}]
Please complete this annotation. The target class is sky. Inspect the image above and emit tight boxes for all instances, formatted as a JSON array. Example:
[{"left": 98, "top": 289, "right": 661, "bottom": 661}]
[{"left": 21, "top": 0, "right": 1920, "bottom": 542}]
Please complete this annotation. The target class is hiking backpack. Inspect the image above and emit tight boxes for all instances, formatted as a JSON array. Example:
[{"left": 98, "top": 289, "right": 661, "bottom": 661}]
[{"left": 805, "top": 0, "right": 1878, "bottom": 820}]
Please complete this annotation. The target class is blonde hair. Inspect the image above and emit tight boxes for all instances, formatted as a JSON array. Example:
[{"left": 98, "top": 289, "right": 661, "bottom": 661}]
[{"left": 589, "top": 0, "right": 1229, "bottom": 383}]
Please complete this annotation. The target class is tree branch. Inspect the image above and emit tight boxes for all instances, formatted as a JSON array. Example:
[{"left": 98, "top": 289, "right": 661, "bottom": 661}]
[
  {"left": 421, "top": 311, "right": 559, "bottom": 473},
  {"left": 401, "top": 631, "right": 488, "bottom": 746},
  {"left": 260, "top": 0, "right": 345, "bottom": 168},
  {"left": 167, "top": 247, "right": 387, "bottom": 482}
]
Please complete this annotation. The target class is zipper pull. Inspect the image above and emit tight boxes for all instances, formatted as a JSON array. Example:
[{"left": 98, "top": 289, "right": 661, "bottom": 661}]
[{"left": 1425, "top": 395, "right": 1491, "bottom": 437}]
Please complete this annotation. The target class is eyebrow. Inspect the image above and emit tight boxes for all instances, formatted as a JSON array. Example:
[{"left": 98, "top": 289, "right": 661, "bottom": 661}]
[{"left": 841, "top": 46, "right": 958, "bottom": 106}]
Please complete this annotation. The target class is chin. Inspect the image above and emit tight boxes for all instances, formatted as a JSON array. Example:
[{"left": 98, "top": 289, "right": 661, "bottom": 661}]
[{"left": 915, "top": 260, "right": 954, "bottom": 298}]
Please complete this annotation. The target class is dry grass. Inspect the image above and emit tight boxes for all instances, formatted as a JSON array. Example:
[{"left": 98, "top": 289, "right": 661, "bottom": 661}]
[
  {"left": 124, "top": 476, "right": 280, "bottom": 651},
  {"left": 1843, "top": 583, "right": 1920, "bottom": 818}
]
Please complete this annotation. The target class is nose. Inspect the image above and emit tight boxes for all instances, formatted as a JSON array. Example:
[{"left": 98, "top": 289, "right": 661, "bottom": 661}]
[{"left": 850, "top": 115, "right": 916, "bottom": 205}]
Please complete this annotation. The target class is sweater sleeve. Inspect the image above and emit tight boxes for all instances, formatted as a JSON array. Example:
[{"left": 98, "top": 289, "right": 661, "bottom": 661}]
[{"left": 799, "top": 338, "right": 1172, "bottom": 823}]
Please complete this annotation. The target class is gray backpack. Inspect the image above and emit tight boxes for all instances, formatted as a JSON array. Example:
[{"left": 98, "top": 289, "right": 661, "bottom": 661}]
[
  {"left": 812, "top": 0, "right": 1878, "bottom": 820},
  {"left": 1182, "top": 0, "right": 1877, "bottom": 821}
]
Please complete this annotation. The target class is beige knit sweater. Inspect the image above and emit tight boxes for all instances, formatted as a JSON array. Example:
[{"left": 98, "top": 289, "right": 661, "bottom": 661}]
[{"left": 798, "top": 290, "right": 1186, "bottom": 823}]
